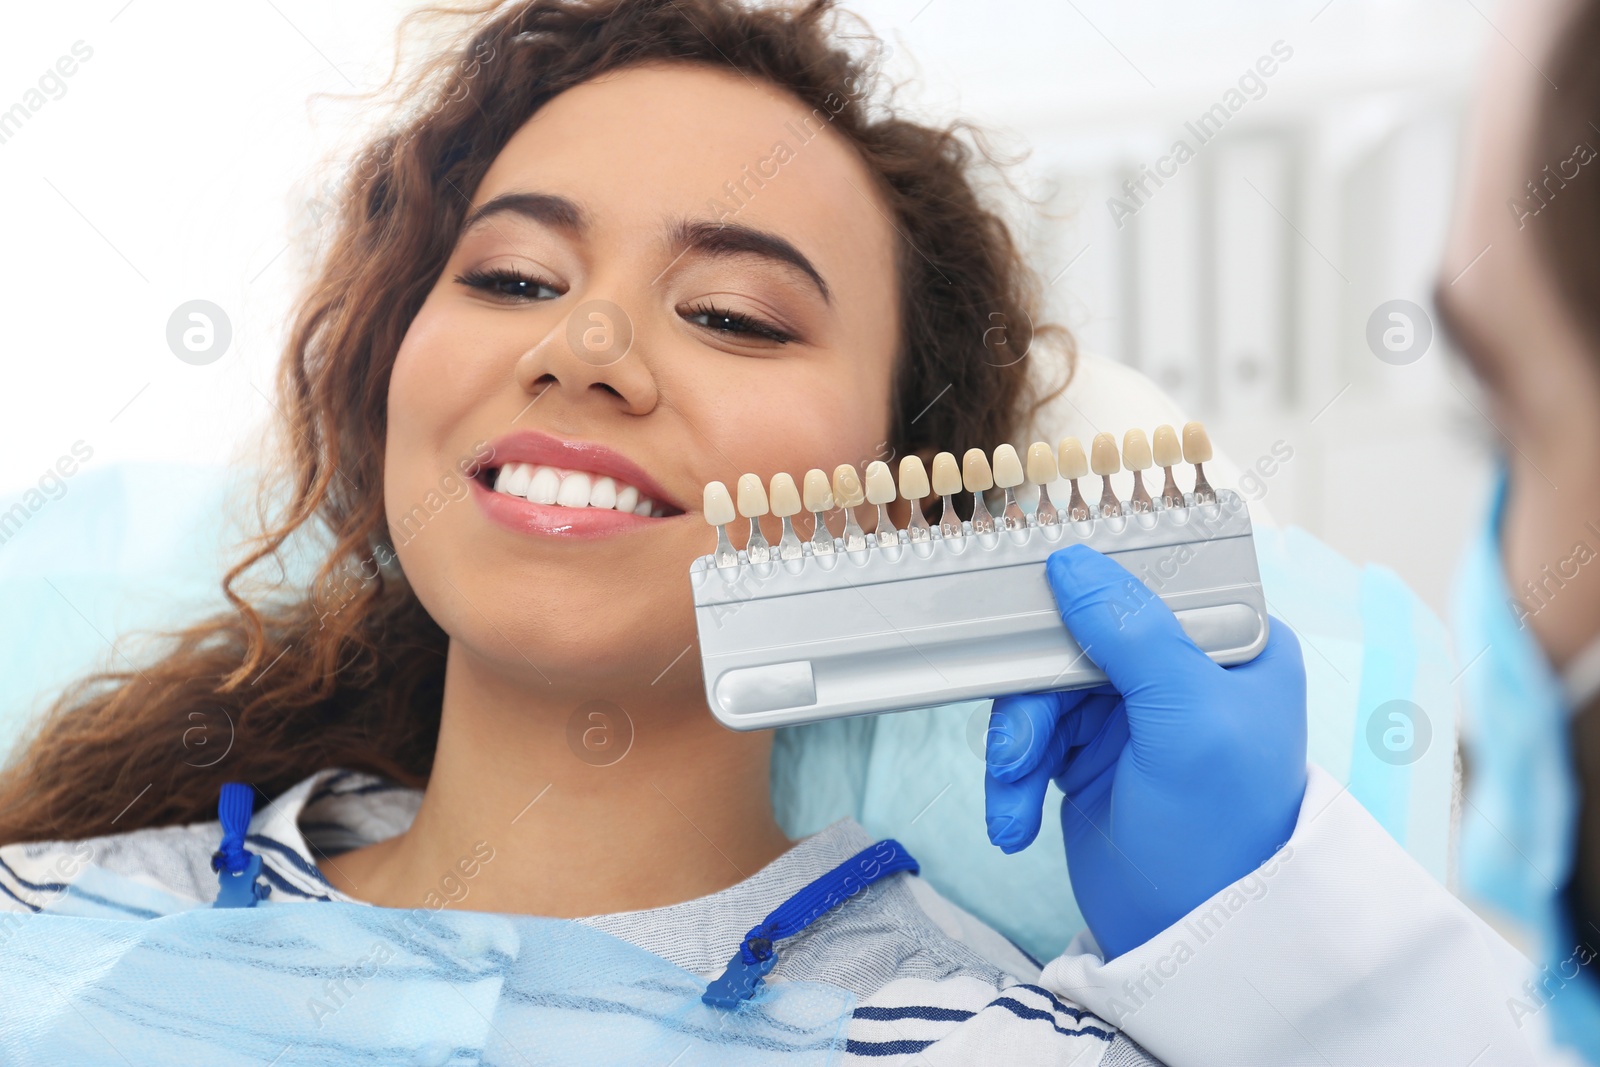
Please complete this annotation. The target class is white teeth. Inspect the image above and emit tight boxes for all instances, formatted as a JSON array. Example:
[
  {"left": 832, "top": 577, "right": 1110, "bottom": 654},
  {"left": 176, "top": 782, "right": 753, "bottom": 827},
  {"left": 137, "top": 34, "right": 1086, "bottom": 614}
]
[
  {"left": 556, "top": 472, "right": 593, "bottom": 507},
  {"left": 503, "top": 463, "right": 533, "bottom": 497},
  {"left": 488, "top": 463, "right": 666, "bottom": 515},
  {"left": 528, "top": 467, "right": 560, "bottom": 505}
]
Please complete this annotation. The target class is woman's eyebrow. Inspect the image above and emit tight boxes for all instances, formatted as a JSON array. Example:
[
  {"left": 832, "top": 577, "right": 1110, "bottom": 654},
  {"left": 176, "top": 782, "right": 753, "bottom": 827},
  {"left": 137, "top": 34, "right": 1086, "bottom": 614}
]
[
  {"left": 461, "top": 192, "right": 587, "bottom": 235},
  {"left": 670, "top": 219, "right": 831, "bottom": 304}
]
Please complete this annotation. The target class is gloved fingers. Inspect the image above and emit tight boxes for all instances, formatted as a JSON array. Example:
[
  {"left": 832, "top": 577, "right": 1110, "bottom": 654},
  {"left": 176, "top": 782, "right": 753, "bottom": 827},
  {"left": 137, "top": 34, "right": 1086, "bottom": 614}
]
[
  {"left": 986, "top": 690, "right": 1073, "bottom": 783},
  {"left": 1043, "top": 545, "right": 1218, "bottom": 699},
  {"left": 1059, "top": 690, "right": 1121, "bottom": 750},
  {"left": 985, "top": 754, "right": 1056, "bottom": 853},
  {"left": 1055, "top": 697, "right": 1129, "bottom": 798}
]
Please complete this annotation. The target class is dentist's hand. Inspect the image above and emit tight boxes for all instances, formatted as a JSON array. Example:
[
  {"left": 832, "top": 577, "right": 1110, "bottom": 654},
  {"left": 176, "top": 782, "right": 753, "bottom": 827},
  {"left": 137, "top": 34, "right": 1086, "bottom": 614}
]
[{"left": 984, "top": 544, "right": 1307, "bottom": 960}]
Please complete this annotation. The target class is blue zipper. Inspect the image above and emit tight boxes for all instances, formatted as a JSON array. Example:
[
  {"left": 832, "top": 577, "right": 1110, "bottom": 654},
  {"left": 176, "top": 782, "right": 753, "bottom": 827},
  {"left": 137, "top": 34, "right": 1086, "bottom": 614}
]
[
  {"left": 211, "top": 781, "right": 270, "bottom": 908},
  {"left": 703, "top": 838, "right": 918, "bottom": 1009}
]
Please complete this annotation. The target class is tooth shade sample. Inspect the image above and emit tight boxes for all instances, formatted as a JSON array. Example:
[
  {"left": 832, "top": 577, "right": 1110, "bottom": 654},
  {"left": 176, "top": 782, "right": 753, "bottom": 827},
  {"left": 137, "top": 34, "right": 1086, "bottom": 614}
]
[
  {"left": 991, "top": 444, "right": 1024, "bottom": 488},
  {"left": 931, "top": 452, "right": 963, "bottom": 496},
  {"left": 1152, "top": 424, "right": 1183, "bottom": 468},
  {"left": 961, "top": 448, "right": 994, "bottom": 492},
  {"left": 802, "top": 468, "right": 834, "bottom": 512},
  {"left": 1090, "top": 433, "right": 1120, "bottom": 476},
  {"left": 703, "top": 481, "right": 736, "bottom": 525},
  {"left": 864, "top": 461, "right": 897, "bottom": 505},
  {"left": 1057, "top": 437, "right": 1088, "bottom": 480},
  {"left": 769, "top": 472, "right": 801, "bottom": 517},
  {"left": 1025, "top": 442, "right": 1057, "bottom": 484},
  {"left": 1122, "top": 429, "right": 1153, "bottom": 471},
  {"left": 832, "top": 464, "right": 865, "bottom": 508},
  {"left": 736, "top": 473, "right": 769, "bottom": 517},
  {"left": 898, "top": 455, "right": 931, "bottom": 499},
  {"left": 556, "top": 471, "right": 594, "bottom": 507},
  {"left": 1182, "top": 421, "right": 1213, "bottom": 463}
]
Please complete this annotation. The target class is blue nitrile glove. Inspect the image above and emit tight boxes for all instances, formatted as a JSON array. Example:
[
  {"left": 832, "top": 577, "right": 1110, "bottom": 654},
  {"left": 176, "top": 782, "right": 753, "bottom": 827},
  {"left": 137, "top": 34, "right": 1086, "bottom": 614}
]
[{"left": 984, "top": 544, "right": 1307, "bottom": 960}]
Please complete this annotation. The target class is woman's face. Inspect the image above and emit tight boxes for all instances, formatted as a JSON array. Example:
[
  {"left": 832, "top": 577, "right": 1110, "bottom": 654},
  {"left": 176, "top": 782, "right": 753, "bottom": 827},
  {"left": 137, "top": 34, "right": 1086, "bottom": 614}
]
[{"left": 384, "top": 62, "right": 900, "bottom": 696}]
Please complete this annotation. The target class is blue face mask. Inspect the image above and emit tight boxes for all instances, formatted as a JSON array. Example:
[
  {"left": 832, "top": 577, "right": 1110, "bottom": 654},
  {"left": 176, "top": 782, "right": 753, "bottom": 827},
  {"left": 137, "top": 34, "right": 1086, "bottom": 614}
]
[{"left": 1452, "top": 464, "right": 1600, "bottom": 1056}]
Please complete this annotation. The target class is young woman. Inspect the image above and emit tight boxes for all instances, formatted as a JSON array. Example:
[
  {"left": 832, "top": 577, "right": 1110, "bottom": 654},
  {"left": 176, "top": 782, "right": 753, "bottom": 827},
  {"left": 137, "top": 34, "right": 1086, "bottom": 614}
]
[{"left": 0, "top": 1, "right": 1152, "bottom": 1062}]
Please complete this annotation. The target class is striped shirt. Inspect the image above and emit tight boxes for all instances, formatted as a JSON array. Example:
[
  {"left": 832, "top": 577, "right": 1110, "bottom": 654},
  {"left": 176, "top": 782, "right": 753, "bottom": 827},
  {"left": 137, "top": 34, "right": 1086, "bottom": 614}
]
[{"left": 0, "top": 767, "right": 1161, "bottom": 1065}]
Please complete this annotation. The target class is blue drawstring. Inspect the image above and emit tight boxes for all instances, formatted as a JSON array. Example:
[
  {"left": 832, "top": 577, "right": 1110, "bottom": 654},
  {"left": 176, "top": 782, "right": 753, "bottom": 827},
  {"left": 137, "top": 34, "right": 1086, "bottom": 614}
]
[
  {"left": 703, "top": 839, "right": 918, "bottom": 1009},
  {"left": 211, "top": 781, "right": 269, "bottom": 908}
]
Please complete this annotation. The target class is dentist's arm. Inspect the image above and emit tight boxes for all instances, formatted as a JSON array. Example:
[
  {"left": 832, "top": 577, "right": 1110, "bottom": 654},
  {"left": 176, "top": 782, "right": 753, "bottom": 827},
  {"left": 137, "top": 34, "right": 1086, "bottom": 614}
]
[{"left": 985, "top": 545, "right": 1564, "bottom": 1066}]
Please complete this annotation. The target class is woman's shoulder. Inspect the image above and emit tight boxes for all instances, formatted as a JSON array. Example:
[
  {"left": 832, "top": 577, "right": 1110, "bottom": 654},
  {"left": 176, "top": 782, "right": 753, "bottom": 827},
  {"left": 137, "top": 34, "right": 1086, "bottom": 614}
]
[
  {"left": 0, "top": 767, "right": 413, "bottom": 915},
  {"left": 0, "top": 819, "right": 225, "bottom": 916}
]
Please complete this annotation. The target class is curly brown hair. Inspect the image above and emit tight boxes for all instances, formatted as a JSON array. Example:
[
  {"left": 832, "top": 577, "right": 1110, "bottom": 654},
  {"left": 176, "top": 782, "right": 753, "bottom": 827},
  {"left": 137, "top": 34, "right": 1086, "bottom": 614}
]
[{"left": 0, "top": 0, "right": 1071, "bottom": 845}]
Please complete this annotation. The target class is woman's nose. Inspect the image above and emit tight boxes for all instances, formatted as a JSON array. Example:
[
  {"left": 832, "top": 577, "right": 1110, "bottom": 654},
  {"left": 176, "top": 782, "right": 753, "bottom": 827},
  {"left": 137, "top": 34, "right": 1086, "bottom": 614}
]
[{"left": 513, "top": 296, "right": 658, "bottom": 415}]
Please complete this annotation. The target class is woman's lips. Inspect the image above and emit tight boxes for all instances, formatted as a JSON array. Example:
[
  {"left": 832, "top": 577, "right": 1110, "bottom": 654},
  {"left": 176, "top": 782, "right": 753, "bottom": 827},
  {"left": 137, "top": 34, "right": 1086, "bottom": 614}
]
[
  {"left": 483, "top": 429, "right": 683, "bottom": 514},
  {"left": 470, "top": 477, "right": 675, "bottom": 538}
]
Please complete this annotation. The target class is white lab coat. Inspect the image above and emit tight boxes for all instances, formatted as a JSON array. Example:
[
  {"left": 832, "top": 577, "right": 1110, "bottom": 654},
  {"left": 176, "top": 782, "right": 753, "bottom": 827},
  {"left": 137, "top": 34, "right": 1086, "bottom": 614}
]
[{"left": 1043, "top": 764, "right": 1588, "bottom": 1067}]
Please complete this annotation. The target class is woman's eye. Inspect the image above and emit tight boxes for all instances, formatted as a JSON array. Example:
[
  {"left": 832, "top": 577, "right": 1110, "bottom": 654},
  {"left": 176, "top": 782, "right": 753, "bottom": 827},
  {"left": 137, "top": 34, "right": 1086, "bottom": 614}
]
[
  {"left": 454, "top": 267, "right": 563, "bottom": 302},
  {"left": 682, "top": 302, "right": 794, "bottom": 344}
]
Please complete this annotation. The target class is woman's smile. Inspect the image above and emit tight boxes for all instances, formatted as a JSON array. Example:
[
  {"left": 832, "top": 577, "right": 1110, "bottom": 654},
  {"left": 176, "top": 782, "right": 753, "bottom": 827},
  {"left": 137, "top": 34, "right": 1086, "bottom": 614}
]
[{"left": 471, "top": 429, "right": 688, "bottom": 539}]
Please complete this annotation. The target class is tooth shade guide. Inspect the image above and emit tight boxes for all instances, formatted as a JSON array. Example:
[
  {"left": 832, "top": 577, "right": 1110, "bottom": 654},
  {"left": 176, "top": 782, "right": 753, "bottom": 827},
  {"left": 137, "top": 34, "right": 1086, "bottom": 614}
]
[
  {"left": 956, "top": 450, "right": 994, "bottom": 535},
  {"left": 1032, "top": 482, "right": 1060, "bottom": 526},
  {"left": 1056, "top": 437, "right": 1088, "bottom": 481},
  {"left": 1180, "top": 421, "right": 1213, "bottom": 464},
  {"left": 702, "top": 480, "right": 739, "bottom": 568},
  {"left": 767, "top": 473, "right": 803, "bottom": 560},
  {"left": 990, "top": 445, "right": 1027, "bottom": 531},
  {"left": 898, "top": 455, "right": 933, "bottom": 543},
  {"left": 733, "top": 473, "right": 772, "bottom": 563},
  {"left": 1159, "top": 464, "right": 1185, "bottom": 509},
  {"left": 1181, "top": 422, "right": 1217, "bottom": 506},
  {"left": 1085, "top": 435, "right": 1121, "bottom": 519},
  {"left": 1152, "top": 424, "right": 1182, "bottom": 465},
  {"left": 990, "top": 445, "right": 1023, "bottom": 488},
  {"left": 904, "top": 494, "right": 932, "bottom": 542},
  {"left": 1119, "top": 428, "right": 1153, "bottom": 513},
  {"left": 832, "top": 463, "right": 868, "bottom": 552},
  {"left": 801, "top": 468, "right": 837, "bottom": 554},
  {"left": 736, "top": 474, "right": 769, "bottom": 517},
  {"left": 809, "top": 504, "right": 837, "bottom": 551},
  {"left": 960, "top": 448, "right": 994, "bottom": 492},
  {"left": 1191, "top": 461, "right": 1217, "bottom": 506},
  {"left": 1023, "top": 442, "right": 1060, "bottom": 527},
  {"left": 1064, "top": 479, "right": 1090, "bottom": 522},
  {"left": 929, "top": 451, "right": 964, "bottom": 540},
  {"left": 699, "top": 424, "right": 1237, "bottom": 564},
  {"left": 863, "top": 461, "right": 899, "bottom": 547},
  {"left": 688, "top": 475, "right": 1268, "bottom": 732}
]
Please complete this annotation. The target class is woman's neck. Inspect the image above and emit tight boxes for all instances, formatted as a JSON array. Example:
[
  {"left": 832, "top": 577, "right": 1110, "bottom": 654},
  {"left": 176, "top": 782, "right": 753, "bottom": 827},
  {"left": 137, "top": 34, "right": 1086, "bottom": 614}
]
[{"left": 315, "top": 641, "right": 794, "bottom": 916}]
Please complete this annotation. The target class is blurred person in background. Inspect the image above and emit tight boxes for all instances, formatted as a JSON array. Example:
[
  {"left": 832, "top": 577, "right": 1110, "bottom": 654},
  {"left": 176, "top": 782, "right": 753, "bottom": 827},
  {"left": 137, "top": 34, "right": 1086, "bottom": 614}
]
[{"left": 1434, "top": 0, "right": 1600, "bottom": 1054}]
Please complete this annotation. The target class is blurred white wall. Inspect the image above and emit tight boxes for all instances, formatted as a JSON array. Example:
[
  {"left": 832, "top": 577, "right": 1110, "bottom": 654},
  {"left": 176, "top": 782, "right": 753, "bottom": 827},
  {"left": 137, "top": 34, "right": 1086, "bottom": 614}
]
[{"left": 0, "top": 0, "right": 1506, "bottom": 614}]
